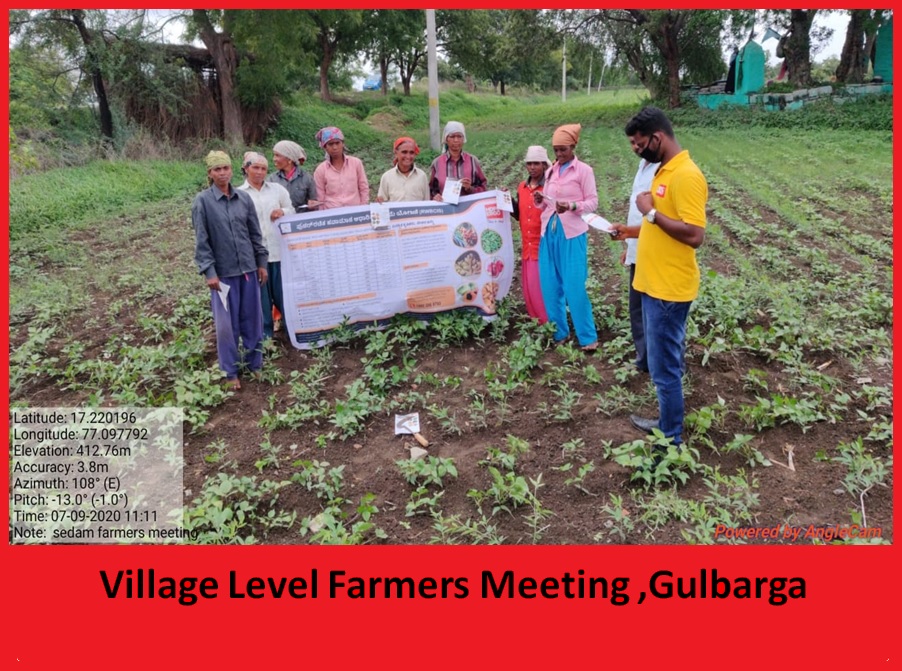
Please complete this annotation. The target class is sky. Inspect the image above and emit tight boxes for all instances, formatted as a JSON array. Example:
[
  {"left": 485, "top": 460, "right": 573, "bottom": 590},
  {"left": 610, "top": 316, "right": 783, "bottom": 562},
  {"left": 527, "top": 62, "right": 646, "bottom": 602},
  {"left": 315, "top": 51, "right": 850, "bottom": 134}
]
[
  {"left": 144, "top": 9, "right": 854, "bottom": 59},
  {"left": 809, "top": 11, "right": 849, "bottom": 61}
]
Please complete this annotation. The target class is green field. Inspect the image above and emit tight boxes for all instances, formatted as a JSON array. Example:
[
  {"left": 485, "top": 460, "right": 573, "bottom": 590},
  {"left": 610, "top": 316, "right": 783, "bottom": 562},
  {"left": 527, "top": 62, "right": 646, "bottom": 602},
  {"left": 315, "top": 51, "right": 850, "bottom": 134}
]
[{"left": 9, "top": 91, "right": 893, "bottom": 545}]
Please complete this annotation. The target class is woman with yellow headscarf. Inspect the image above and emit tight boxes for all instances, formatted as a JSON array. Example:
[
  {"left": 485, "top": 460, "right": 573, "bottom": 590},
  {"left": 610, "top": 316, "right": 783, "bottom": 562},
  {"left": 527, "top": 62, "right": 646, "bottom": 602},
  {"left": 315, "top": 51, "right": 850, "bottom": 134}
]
[{"left": 532, "top": 123, "right": 599, "bottom": 351}]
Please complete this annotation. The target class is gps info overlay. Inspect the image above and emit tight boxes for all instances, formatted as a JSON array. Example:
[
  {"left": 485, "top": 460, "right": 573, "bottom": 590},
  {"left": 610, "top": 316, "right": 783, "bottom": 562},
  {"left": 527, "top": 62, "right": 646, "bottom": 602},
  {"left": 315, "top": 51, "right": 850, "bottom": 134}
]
[{"left": 10, "top": 407, "right": 185, "bottom": 544}]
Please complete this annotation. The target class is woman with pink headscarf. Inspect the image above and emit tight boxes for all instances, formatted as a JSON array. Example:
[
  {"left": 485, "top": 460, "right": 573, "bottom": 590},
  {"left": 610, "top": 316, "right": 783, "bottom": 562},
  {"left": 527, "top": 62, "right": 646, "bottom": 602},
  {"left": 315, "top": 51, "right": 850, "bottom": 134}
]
[{"left": 311, "top": 126, "right": 370, "bottom": 209}]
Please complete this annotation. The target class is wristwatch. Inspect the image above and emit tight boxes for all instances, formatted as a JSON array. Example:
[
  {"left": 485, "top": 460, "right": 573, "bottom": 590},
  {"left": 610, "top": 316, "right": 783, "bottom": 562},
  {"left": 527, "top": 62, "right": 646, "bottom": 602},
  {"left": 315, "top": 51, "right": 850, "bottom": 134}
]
[{"left": 646, "top": 207, "right": 657, "bottom": 224}]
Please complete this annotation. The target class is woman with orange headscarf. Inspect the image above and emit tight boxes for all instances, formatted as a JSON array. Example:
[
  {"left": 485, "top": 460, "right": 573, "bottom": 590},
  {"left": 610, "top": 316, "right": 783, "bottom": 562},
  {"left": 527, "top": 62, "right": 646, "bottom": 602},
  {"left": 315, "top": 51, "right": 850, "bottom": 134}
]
[
  {"left": 376, "top": 136, "right": 430, "bottom": 203},
  {"left": 533, "top": 123, "right": 599, "bottom": 351}
]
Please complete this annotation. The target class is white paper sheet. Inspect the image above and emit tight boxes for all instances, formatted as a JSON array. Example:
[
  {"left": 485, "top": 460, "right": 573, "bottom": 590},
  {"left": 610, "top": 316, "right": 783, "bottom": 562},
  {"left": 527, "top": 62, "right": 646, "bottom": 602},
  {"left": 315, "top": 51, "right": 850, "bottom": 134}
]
[
  {"left": 442, "top": 178, "right": 462, "bottom": 204},
  {"left": 216, "top": 281, "right": 230, "bottom": 311},
  {"left": 582, "top": 212, "right": 615, "bottom": 233},
  {"left": 394, "top": 413, "right": 421, "bottom": 435},
  {"left": 496, "top": 189, "right": 514, "bottom": 213},
  {"left": 370, "top": 202, "right": 391, "bottom": 229}
]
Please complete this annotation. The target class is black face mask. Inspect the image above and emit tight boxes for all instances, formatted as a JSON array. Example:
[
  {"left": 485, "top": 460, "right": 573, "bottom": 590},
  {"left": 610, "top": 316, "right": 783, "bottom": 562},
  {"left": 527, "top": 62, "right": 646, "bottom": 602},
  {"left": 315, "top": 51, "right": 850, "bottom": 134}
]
[{"left": 639, "top": 134, "right": 662, "bottom": 164}]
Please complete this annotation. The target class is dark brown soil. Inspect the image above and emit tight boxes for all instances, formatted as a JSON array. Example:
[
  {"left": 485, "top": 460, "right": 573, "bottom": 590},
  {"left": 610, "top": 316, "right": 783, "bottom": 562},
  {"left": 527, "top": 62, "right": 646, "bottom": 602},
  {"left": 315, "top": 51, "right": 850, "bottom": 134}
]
[
  {"left": 14, "top": 251, "right": 892, "bottom": 546},
  {"left": 10, "top": 147, "right": 892, "bottom": 547}
]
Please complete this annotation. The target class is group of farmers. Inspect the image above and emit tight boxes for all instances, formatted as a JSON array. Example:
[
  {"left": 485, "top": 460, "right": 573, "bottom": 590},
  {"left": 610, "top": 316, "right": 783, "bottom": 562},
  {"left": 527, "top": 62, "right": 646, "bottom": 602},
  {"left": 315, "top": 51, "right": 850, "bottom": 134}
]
[{"left": 192, "top": 106, "right": 707, "bottom": 451}]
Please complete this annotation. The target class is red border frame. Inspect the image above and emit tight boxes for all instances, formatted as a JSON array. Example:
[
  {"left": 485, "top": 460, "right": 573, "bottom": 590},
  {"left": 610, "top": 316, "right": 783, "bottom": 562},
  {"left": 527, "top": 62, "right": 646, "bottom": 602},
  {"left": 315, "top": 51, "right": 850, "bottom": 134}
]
[{"left": 4, "top": 4, "right": 898, "bottom": 667}]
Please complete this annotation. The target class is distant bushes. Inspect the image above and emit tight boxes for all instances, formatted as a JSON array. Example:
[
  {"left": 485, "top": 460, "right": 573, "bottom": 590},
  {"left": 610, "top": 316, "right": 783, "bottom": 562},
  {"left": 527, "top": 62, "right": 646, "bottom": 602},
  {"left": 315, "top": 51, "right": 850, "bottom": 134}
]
[{"left": 669, "top": 94, "right": 892, "bottom": 132}]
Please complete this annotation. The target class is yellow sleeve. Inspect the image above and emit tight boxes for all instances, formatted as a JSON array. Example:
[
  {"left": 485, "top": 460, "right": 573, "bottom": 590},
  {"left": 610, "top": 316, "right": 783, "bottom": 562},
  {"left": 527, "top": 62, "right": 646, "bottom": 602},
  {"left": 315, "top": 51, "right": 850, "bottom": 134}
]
[{"left": 672, "top": 170, "right": 708, "bottom": 228}]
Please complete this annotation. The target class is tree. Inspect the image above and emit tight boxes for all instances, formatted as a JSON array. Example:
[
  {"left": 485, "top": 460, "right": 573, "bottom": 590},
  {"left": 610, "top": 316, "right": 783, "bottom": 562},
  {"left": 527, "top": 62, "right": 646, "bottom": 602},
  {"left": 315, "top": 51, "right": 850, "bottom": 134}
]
[
  {"left": 8, "top": 28, "right": 88, "bottom": 132},
  {"left": 362, "top": 10, "right": 426, "bottom": 96},
  {"left": 835, "top": 10, "right": 887, "bottom": 83},
  {"left": 578, "top": 10, "right": 750, "bottom": 107},
  {"left": 9, "top": 10, "right": 121, "bottom": 142},
  {"left": 781, "top": 10, "right": 817, "bottom": 87},
  {"left": 190, "top": 10, "right": 244, "bottom": 144},
  {"left": 227, "top": 10, "right": 316, "bottom": 107},
  {"left": 765, "top": 9, "right": 835, "bottom": 87},
  {"left": 305, "top": 10, "right": 366, "bottom": 101},
  {"left": 440, "top": 10, "right": 557, "bottom": 95},
  {"left": 10, "top": 10, "right": 305, "bottom": 145}
]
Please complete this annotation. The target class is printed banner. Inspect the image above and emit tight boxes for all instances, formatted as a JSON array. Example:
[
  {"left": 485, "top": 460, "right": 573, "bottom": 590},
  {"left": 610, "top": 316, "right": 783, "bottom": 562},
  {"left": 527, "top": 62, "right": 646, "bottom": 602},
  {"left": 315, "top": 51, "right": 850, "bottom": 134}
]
[{"left": 275, "top": 191, "right": 514, "bottom": 349}]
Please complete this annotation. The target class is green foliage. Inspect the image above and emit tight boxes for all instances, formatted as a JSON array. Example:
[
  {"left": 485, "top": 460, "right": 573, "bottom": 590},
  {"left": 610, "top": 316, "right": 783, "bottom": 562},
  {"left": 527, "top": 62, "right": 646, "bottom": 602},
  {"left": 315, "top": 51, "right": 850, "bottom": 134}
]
[
  {"left": 680, "top": 468, "right": 760, "bottom": 544},
  {"left": 738, "top": 393, "right": 826, "bottom": 433},
  {"left": 557, "top": 460, "right": 597, "bottom": 496},
  {"left": 174, "top": 367, "right": 235, "bottom": 432},
  {"left": 405, "top": 487, "right": 445, "bottom": 517},
  {"left": 438, "top": 10, "right": 559, "bottom": 93},
  {"left": 299, "top": 494, "right": 387, "bottom": 545},
  {"left": 228, "top": 10, "right": 317, "bottom": 107},
  {"left": 669, "top": 94, "right": 892, "bottom": 131},
  {"left": 607, "top": 434, "right": 702, "bottom": 488},
  {"left": 478, "top": 435, "right": 531, "bottom": 471},
  {"left": 522, "top": 475, "right": 553, "bottom": 543},
  {"left": 429, "top": 513, "right": 505, "bottom": 545},
  {"left": 291, "top": 459, "right": 346, "bottom": 502},
  {"left": 268, "top": 97, "right": 385, "bottom": 166},
  {"left": 9, "top": 325, "right": 60, "bottom": 398},
  {"left": 7, "top": 71, "right": 895, "bottom": 549},
  {"left": 428, "top": 309, "right": 487, "bottom": 347},
  {"left": 329, "top": 378, "right": 384, "bottom": 438},
  {"left": 467, "top": 466, "right": 533, "bottom": 516},
  {"left": 833, "top": 438, "right": 892, "bottom": 497},
  {"left": 396, "top": 456, "right": 459, "bottom": 489},
  {"left": 10, "top": 160, "right": 200, "bottom": 242},
  {"left": 427, "top": 404, "right": 463, "bottom": 436},
  {"left": 184, "top": 472, "right": 295, "bottom": 544},
  {"left": 597, "top": 493, "right": 635, "bottom": 543},
  {"left": 577, "top": 9, "right": 750, "bottom": 104}
]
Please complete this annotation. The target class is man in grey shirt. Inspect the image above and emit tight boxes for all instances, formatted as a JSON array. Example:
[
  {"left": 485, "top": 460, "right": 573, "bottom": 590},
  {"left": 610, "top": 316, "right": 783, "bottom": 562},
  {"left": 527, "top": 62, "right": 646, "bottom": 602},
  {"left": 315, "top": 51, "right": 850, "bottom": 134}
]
[{"left": 192, "top": 150, "right": 268, "bottom": 390}]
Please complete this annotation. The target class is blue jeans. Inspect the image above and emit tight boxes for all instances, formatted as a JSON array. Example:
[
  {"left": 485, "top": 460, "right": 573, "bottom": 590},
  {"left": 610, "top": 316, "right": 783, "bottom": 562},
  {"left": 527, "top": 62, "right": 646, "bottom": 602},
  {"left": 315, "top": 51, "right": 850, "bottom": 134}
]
[
  {"left": 630, "top": 265, "right": 685, "bottom": 374},
  {"left": 628, "top": 265, "right": 647, "bottom": 372},
  {"left": 641, "top": 293, "right": 692, "bottom": 445}
]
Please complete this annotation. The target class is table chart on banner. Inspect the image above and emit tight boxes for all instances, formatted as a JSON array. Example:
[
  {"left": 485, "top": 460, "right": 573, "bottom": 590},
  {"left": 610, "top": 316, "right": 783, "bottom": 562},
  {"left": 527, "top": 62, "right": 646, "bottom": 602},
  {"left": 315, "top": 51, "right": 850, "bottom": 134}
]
[{"left": 275, "top": 193, "right": 514, "bottom": 348}]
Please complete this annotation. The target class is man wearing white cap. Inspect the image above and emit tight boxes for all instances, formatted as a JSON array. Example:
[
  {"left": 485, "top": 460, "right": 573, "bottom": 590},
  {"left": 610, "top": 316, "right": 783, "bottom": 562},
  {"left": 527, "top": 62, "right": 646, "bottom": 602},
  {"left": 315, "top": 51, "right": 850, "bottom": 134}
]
[
  {"left": 239, "top": 152, "right": 293, "bottom": 340},
  {"left": 428, "top": 121, "right": 488, "bottom": 201},
  {"left": 511, "top": 145, "right": 550, "bottom": 323},
  {"left": 268, "top": 140, "right": 317, "bottom": 212}
]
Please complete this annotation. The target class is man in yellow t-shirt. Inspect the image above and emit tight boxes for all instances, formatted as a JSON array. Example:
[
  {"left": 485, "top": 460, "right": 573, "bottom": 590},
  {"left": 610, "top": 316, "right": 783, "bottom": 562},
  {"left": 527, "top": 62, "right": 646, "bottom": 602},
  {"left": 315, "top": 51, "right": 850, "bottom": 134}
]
[{"left": 612, "top": 107, "right": 708, "bottom": 448}]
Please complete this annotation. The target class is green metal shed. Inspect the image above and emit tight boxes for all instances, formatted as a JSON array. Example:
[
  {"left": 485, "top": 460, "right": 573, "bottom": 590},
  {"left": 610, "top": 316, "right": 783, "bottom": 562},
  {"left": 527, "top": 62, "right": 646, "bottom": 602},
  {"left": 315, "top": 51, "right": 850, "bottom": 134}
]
[{"left": 873, "top": 15, "right": 893, "bottom": 83}]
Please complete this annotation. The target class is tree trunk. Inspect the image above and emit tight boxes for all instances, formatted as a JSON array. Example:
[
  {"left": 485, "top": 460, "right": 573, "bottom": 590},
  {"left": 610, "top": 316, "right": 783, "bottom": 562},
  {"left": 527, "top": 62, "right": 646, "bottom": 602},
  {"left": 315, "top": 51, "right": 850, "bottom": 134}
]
[
  {"left": 662, "top": 29, "right": 682, "bottom": 108},
  {"left": 785, "top": 10, "right": 816, "bottom": 88},
  {"left": 318, "top": 33, "right": 334, "bottom": 101},
  {"left": 863, "top": 28, "right": 879, "bottom": 80},
  {"left": 836, "top": 10, "right": 868, "bottom": 83},
  {"left": 380, "top": 54, "right": 389, "bottom": 96},
  {"left": 623, "top": 10, "right": 685, "bottom": 108},
  {"left": 193, "top": 10, "right": 243, "bottom": 144},
  {"left": 398, "top": 51, "right": 422, "bottom": 96},
  {"left": 70, "top": 10, "right": 114, "bottom": 142},
  {"left": 500, "top": 79, "right": 506, "bottom": 96},
  {"left": 622, "top": 47, "right": 662, "bottom": 101},
  {"left": 466, "top": 74, "right": 475, "bottom": 93}
]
